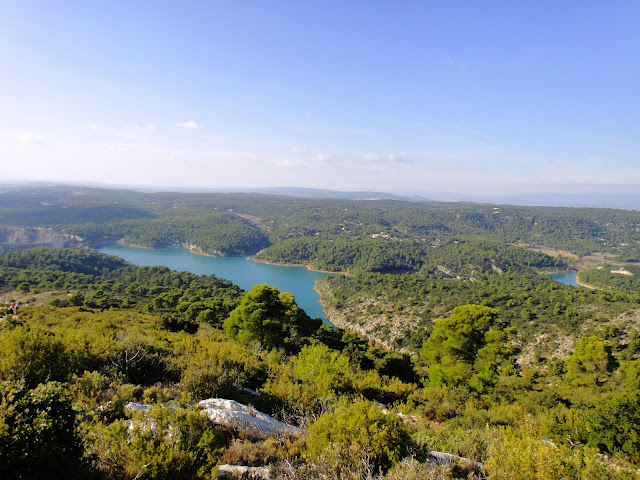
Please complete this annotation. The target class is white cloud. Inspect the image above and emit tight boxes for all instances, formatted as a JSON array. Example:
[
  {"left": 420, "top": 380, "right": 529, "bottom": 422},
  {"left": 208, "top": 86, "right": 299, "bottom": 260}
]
[
  {"left": 303, "top": 152, "right": 412, "bottom": 168},
  {"left": 176, "top": 121, "right": 199, "bottom": 129},
  {"left": 276, "top": 159, "right": 297, "bottom": 169},
  {"left": 107, "top": 144, "right": 131, "bottom": 153},
  {"left": 268, "top": 151, "right": 413, "bottom": 176},
  {"left": 117, "top": 133, "right": 137, "bottom": 139},
  {"left": 360, "top": 153, "right": 412, "bottom": 165},
  {"left": 18, "top": 133, "right": 47, "bottom": 145}
]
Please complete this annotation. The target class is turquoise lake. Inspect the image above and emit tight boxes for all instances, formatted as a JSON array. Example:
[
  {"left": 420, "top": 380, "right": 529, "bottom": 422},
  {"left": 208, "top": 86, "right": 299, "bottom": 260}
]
[
  {"left": 549, "top": 271, "right": 580, "bottom": 287},
  {"left": 98, "top": 244, "right": 330, "bottom": 322}
]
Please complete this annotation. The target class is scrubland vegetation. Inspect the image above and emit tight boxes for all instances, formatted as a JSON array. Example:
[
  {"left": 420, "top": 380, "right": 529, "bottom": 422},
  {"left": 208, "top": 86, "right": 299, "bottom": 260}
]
[{"left": 2, "top": 247, "right": 640, "bottom": 479}]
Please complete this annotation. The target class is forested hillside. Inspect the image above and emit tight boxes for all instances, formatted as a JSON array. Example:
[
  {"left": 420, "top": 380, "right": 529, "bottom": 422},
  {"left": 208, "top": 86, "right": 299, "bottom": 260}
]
[
  {"left": 578, "top": 264, "right": 640, "bottom": 294},
  {"left": 256, "top": 236, "right": 567, "bottom": 274},
  {"left": 318, "top": 271, "right": 640, "bottom": 358},
  {"left": 2, "top": 186, "right": 640, "bottom": 259},
  {"left": 0, "top": 247, "right": 244, "bottom": 325}
]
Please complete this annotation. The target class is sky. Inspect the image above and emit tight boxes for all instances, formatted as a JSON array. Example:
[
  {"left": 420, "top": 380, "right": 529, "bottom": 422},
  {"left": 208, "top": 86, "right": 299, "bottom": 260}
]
[{"left": 1, "top": 1, "right": 639, "bottom": 196}]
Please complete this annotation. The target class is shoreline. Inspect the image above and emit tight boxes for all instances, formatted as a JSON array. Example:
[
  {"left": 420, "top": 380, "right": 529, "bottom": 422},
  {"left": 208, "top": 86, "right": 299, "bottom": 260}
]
[
  {"left": 574, "top": 272, "right": 598, "bottom": 290},
  {"left": 542, "top": 269, "right": 578, "bottom": 275},
  {"left": 313, "top": 282, "right": 335, "bottom": 328},
  {"left": 116, "top": 240, "right": 153, "bottom": 250},
  {"left": 248, "top": 256, "right": 346, "bottom": 275},
  {"left": 547, "top": 270, "right": 596, "bottom": 289},
  {"left": 104, "top": 241, "right": 343, "bottom": 270},
  {"left": 314, "top": 282, "right": 339, "bottom": 329},
  {"left": 110, "top": 240, "right": 229, "bottom": 258}
]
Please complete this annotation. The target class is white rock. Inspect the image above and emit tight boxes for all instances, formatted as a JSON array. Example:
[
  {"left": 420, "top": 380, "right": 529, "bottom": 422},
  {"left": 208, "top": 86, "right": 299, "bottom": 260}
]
[
  {"left": 198, "top": 398, "right": 300, "bottom": 436},
  {"left": 124, "top": 399, "right": 300, "bottom": 437},
  {"left": 217, "top": 464, "right": 271, "bottom": 479}
]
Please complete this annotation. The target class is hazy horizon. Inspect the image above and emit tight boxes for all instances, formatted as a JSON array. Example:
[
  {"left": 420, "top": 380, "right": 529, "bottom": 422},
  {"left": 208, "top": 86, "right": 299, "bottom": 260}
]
[{"left": 4, "top": 179, "right": 640, "bottom": 211}]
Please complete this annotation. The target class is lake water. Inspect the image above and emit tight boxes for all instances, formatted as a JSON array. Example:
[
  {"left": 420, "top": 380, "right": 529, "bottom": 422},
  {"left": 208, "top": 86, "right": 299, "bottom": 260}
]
[
  {"left": 549, "top": 271, "right": 580, "bottom": 287},
  {"left": 98, "top": 244, "right": 330, "bottom": 322}
]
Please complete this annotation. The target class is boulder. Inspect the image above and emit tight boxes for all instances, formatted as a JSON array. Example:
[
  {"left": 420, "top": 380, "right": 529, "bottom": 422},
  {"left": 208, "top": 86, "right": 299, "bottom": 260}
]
[{"left": 199, "top": 398, "right": 300, "bottom": 436}]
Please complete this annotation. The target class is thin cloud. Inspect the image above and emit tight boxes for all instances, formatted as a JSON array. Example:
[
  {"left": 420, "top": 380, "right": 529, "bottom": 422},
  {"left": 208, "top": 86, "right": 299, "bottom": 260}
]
[
  {"left": 18, "top": 133, "right": 47, "bottom": 145},
  {"left": 360, "top": 153, "right": 413, "bottom": 165},
  {"left": 273, "top": 151, "right": 413, "bottom": 171},
  {"left": 319, "top": 153, "right": 413, "bottom": 167},
  {"left": 276, "top": 159, "right": 297, "bottom": 169},
  {"left": 287, "top": 123, "right": 375, "bottom": 136},
  {"left": 445, "top": 56, "right": 471, "bottom": 72},
  {"left": 176, "top": 121, "right": 199, "bottom": 129}
]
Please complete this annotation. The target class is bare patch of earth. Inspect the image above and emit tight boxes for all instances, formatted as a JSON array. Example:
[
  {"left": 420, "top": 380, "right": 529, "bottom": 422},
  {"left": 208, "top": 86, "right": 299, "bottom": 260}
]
[
  {"left": 233, "top": 213, "right": 264, "bottom": 229},
  {"left": 527, "top": 245, "right": 580, "bottom": 260},
  {"left": 517, "top": 333, "right": 576, "bottom": 368},
  {"left": 0, "top": 290, "right": 74, "bottom": 321}
]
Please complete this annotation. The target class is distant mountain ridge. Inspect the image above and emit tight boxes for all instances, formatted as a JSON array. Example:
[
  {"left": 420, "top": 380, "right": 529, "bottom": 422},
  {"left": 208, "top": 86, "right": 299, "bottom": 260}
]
[
  {"left": 240, "top": 186, "right": 413, "bottom": 201},
  {"left": 422, "top": 191, "right": 640, "bottom": 210},
  {"left": 0, "top": 182, "right": 421, "bottom": 202},
  {"left": 496, "top": 193, "right": 640, "bottom": 210},
  {"left": 1, "top": 181, "right": 638, "bottom": 210}
]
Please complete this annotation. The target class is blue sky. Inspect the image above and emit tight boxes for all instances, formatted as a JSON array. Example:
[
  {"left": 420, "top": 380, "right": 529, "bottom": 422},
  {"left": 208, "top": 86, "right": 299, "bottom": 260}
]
[{"left": 1, "top": 1, "right": 639, "bottom": 195}]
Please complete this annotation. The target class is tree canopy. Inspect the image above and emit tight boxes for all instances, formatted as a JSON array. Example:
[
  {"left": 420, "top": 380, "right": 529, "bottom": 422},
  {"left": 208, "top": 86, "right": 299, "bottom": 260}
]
[
  {"left": 306, "top": 397, "right": 414, "bottom": 474},
  {"left": 421, "top": 304, "right": 512, "bottom": 392},
  {"left": 564, "top": 336, "right": 616, "bottom": 386},
  {"left": 224, "top": 284, "right": 321, "bottom": 351}
]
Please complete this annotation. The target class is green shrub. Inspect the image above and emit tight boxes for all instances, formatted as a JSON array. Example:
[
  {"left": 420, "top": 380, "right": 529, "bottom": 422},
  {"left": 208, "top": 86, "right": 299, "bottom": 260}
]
[
  {"left": 0, "top": 381, "right": 85, "bottom": 479},
  {"left": 306, "top": 398, "right": 414, "bottom": 474}
]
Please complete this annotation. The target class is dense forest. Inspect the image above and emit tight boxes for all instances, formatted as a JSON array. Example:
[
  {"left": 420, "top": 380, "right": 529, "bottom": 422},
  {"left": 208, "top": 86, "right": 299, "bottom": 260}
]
[
  {"left": 317, "top": 270, "right": 640, "bottom": 356},
  {"left": 3, "top": 186, "right": 640, "bottom": 478},
  {"left": 1, "top": 186, "right": 640, "bottom": 260},
  {"left": 578, "top": 264, "right": 640, "bottom": 294},
  {"left": 255, "top": 236, "right": 568, "bottom": 274}
]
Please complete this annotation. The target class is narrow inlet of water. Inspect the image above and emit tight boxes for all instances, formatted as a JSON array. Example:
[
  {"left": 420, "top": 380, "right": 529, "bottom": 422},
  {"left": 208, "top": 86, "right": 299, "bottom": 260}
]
[
  {"left": 98, "top": 244, "right": 330, "bottom": 322},
  {"left": 549, "top": 271, "right": 580, "bottom": 287}
]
